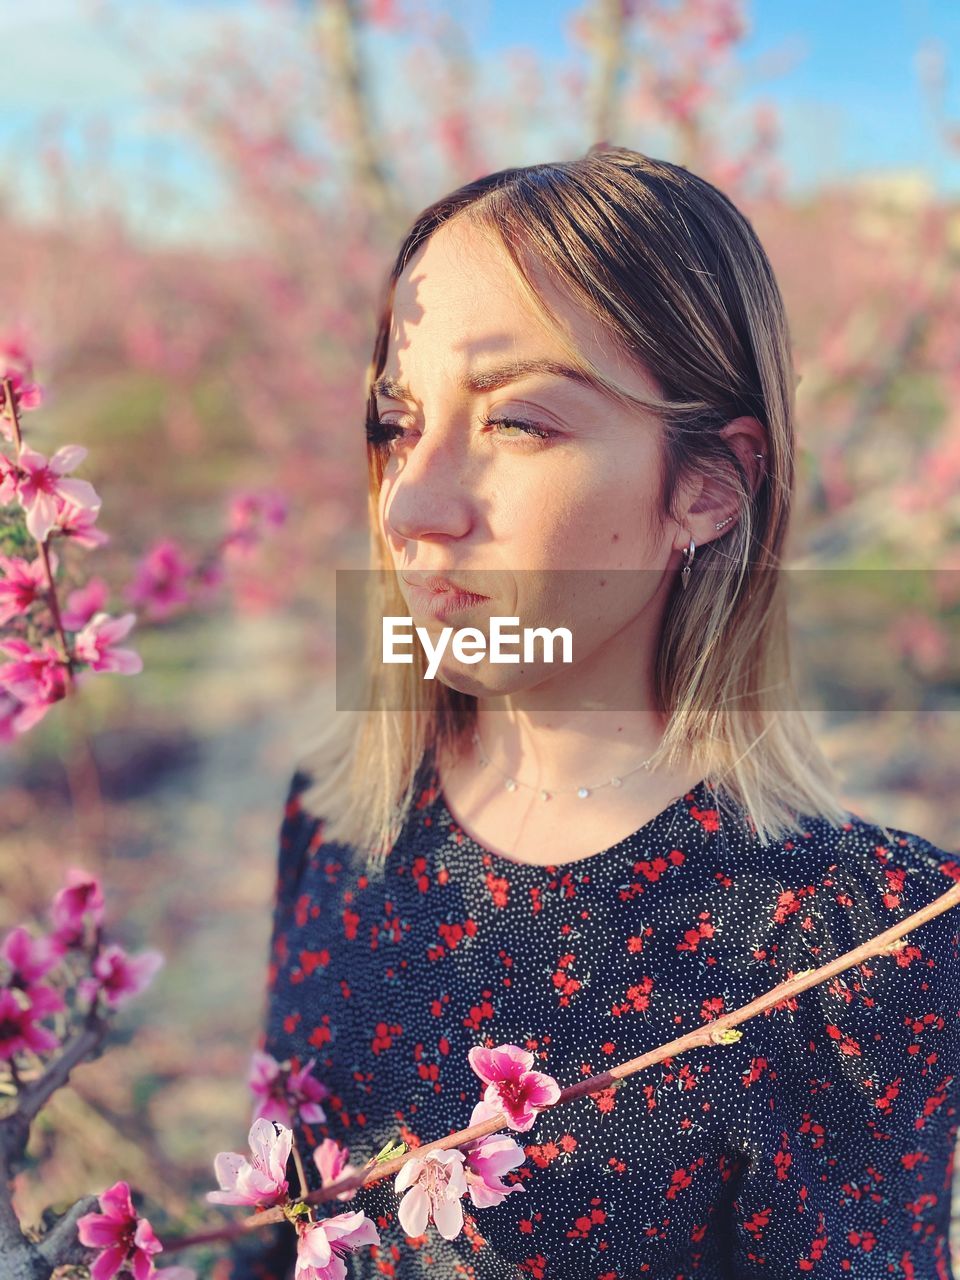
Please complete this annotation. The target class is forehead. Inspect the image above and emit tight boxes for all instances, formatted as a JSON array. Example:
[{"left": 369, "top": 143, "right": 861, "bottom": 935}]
[
  {"left": 382, "top": 216, "right": 655, "bottom": 405},
  {"left": 388, "top": 218, "right": 591, "bottom": 371},
  {"left": 394, "top": 220, "right": 548, "bottom": 330}
]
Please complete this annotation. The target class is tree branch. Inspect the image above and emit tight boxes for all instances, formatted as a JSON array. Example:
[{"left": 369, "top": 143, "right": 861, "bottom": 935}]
[{"left": 160, "top": 877, "right": 960, "bottom": 1254}]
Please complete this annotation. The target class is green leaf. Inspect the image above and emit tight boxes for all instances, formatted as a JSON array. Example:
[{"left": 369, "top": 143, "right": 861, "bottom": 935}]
[{"left": 375, "top": 1138, "right": 407, "bottom": 1161}]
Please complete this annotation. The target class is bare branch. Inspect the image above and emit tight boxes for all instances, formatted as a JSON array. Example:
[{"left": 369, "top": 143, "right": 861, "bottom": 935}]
[
  {"left": 36, "top": 1194, "right": 102, "bottom": 1270},
  {"left": 587, "top": 0, "right": 628, "bottom": 144},
  {"left": 313, "top": 0, "right": 404, "bottom": 231},
  {"left": 160, "top": 878, "right": 960, "bottom": 1254},
  {"left": 1, "top": 1015, "right": 108, "bottom": 1171}
]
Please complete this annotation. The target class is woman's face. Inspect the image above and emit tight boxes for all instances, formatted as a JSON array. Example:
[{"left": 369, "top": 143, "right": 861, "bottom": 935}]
[{"left": 374, "top": 216, "right": 696, "bottom": 703}]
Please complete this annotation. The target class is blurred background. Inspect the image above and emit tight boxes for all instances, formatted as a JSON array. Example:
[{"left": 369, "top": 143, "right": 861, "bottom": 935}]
[{"left": 0, "top": 0, "right": 958, "bottom": 1271}]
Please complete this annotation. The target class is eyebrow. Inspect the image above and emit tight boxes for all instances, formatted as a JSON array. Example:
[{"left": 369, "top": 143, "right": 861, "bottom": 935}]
[{"left": 371, "top": 357, "right": 601, "bottom": 402}]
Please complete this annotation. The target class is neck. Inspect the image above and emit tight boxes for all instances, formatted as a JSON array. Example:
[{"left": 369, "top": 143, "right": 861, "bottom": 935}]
[{"left": 472, "top": 703, "right": 676, "bottom": 792}]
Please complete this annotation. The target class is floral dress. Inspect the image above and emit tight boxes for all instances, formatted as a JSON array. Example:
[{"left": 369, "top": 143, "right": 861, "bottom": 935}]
[{"left": 224, "top": 750, "right": 960, "bottom": 1279}]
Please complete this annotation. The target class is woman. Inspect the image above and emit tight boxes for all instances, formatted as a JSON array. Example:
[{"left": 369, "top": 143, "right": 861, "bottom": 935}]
[{"left": 225, "top": 148, "right": 960, "bottom": 1278}]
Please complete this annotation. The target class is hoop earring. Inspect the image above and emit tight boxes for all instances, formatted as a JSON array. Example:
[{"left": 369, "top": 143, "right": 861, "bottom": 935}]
[{"left": 680, "top": 535, "right": 696, "bottom": 591}]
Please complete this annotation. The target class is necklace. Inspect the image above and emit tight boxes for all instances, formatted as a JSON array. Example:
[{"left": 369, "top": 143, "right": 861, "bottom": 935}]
[{"left": 471, "top": 727, "right": 656, "bottom": 801}]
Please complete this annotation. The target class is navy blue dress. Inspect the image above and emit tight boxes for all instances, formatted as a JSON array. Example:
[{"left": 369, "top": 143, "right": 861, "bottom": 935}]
[{"left": 225, "top": 751, "right": 960, "bottom": 1279}]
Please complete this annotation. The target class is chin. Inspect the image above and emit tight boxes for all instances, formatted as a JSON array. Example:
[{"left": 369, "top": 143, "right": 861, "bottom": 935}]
[{"left": 426, "top": 660, "right": 564, "bottom": 700}]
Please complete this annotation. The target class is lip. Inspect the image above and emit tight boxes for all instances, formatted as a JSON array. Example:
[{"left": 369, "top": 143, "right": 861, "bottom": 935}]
[
  {"left": 400, "top": 575, "right": 491, "bottom": 621},
  {"left": 400, "top": 572, "right": 489, "bottom": 596}
]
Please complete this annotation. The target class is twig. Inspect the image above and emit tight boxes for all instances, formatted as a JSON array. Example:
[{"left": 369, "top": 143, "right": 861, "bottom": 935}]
[
  {"left": 290, "top": 1135, "right": 309, "bottom": 1204},
  {"left": 3, "top": 377, "right": 75, "bottom": 682},
  {"left": 2, "top": 1012, "right": 109, "bottom": 1163},
  {"left": 2, "top": 376, "right": 106, "bottom": 863}
]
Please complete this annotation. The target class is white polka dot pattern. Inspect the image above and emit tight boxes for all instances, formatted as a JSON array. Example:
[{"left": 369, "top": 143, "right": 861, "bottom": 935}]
[{"left": 231, "top": 755, "right": 960, "bottom": 1279}]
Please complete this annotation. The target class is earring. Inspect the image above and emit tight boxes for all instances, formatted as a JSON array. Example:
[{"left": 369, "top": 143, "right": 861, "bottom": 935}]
[
  {"left": 714, "top": 453, "right": 764, "bottom": 533},
  {"left": 680, "top": 535, "right": 696, "bottom": 590}
]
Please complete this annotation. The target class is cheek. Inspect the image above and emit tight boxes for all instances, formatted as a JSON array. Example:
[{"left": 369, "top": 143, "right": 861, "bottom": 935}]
[{"left": 498, "top": 456, "right": 661, "bottom": 568}]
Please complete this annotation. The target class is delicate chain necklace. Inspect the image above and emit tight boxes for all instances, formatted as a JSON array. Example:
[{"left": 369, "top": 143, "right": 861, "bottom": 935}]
[{"left": 471, "top": 727, "right": 656, "bottom": 802}]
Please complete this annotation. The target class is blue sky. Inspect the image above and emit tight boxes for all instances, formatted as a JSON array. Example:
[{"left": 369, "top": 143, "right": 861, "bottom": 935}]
[{"left": 0, "top": 0, "right": 956, "bottom": 244}]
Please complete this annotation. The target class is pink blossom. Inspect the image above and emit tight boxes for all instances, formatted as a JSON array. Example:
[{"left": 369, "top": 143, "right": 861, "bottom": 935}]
[
  {"left": 467, "top": 1044, "right": 561, "bottom": 1132},
  {"left": 0, "top": 337, "right": 43, "bottom": 434},
  {"left": 61, "top": 577, "right": 111, "bottom": 630},
  {"left": 50, "top": 867, "right": 105, "bottom": 946},
  {"left": 394, "top": 1148, "right": 467, "bottom": 1240},
  {"left": 461, "top": 1099, "right": 526, "bottom": 1208},
  {"left": 125, "top": 538, "right": 194, "bottom": 620},
  {"left": 207, "top": 1117, "right": 292, "bottom": 1207},
  {"left": 0, "top": 986, "right": 64, "bottom": 1060},
  {"left": 0, "top": 690, "right": 56, "bottom": 736},
  {"left": 76, "top": 1179, "right": 163, "bottom": 1280},
  {"left": 0, "top": 685, "right": 53, "bottom": 739},
  {"left": 0, "top": 550, "right": 58, "bottom": 626},
  {"left": 78, "top": 944, "right": 165, "bottom": 1010},
  {"left": 0, "top": 638, "right": 69, "bottom": 731},
  {"left": 14, "top": 444, "right": 101, "bottom": 543},
  {"left": 1, "top": 924, "right": 63, "bottom": 985},
  {"left": 51, "top": 497, "right": 110, "bottom": 549},
  {"left": 294, "top": 1211, "right": 379, "bottom": 1280},
  {"left": 249, "top": 1049, "right": 329, "bottom": 1127},
  {"left": 73, "top": 612, "right": 143, "bottom": 675},
  {"left": 223, "top": 488, "right": 288, "bottom": 562},
  {"left": 313, "top": 1137, "right": 361, "bottom": 1201}
]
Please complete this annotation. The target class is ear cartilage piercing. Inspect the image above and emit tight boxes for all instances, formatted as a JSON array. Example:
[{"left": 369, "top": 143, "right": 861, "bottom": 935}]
[
  {"left": 714, "top": 455, "right": 764, "bottom": 532},
  {"left": 686, "top": 454, "right": 764, "bottom": 583}
]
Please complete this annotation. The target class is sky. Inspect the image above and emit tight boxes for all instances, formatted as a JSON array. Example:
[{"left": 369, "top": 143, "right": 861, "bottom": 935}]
[{"left": 0, "top": 0, "right": 956, "bottom": 244}]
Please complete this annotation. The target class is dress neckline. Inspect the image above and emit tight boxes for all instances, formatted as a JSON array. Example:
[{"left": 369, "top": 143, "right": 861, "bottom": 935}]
[{"left": 425, "top": 755, "right": 714, "bottom": 874}]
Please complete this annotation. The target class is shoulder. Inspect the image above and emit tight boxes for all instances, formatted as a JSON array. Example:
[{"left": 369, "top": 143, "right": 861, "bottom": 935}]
[
  {"left": 714, "top": 815, "right": 960, "bottom": 1124},
  {"left": 717, "top": 806, "right": 960, "bottom": 1002},
  {"left": 753, "top": 802, "right": 957, "bottom": 907},
  {"left": 798, "top": 808, "right": 959, "bottom": 923},
  {"left": 753, "top": 809, "right": 960, "bottom": 1024},
  {"left": 834, "top": 812, "right": 960, "bottom": 982}
]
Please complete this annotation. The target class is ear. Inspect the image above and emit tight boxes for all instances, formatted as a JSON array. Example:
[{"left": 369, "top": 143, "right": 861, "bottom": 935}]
[{"left": 677, "top": 415, "right": 767, "bottom": 548}]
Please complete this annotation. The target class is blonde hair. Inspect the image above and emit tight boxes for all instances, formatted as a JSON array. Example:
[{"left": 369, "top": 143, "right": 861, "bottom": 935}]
[{"left": 298, "top": 145, "right": 855, "bottom": 854}]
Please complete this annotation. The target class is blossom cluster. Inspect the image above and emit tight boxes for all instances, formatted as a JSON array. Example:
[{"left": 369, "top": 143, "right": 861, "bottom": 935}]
[
  {"left": 1, "top": 867, "right": 177, "bottom": 1277},
  {"left": 0, "top": 336, "right": 287, "bottom": 737},
  {"left": 1, "top": 866, "right": 164, "bottom": 1062},
  {"left": 201, "top": 1041, "right": 561, "bottom": 1275}
]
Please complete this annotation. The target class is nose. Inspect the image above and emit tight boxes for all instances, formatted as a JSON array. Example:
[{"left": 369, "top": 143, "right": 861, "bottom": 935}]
[{"left": 381, "top": 431, "right": 475, "bottom": 544}]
